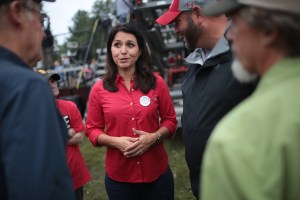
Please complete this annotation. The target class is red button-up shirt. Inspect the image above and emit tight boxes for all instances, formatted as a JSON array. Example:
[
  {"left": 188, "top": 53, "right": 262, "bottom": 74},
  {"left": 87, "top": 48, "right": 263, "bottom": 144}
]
[{"left": 86, "top": 74, "right": 177, "bottom": 183}]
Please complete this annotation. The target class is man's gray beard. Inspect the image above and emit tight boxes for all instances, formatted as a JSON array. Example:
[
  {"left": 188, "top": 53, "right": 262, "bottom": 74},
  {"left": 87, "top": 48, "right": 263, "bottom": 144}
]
[{"left": 231, "top": 59, "right": 258, "bottom": 83}]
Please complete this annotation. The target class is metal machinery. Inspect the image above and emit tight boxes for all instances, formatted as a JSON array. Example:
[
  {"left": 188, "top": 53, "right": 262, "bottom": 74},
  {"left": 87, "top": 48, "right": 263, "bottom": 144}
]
[{"left": 132, "top": 0, "right": 187, "bottom": 127}]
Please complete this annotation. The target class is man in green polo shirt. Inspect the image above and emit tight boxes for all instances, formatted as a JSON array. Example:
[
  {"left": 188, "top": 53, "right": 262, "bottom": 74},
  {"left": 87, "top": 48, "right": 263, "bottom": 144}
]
[{"left": 201, "top": 0, "right": 300, "bottom": 199}]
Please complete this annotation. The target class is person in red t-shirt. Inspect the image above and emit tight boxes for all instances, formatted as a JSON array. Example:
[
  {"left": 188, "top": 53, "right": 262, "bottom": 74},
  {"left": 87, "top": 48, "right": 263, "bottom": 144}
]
[
  {"left": 86, "top": 23, "right": 178, "bottom": 200},
  {"left": 38, "top": 69, "right": 91, "bottom": 200}
]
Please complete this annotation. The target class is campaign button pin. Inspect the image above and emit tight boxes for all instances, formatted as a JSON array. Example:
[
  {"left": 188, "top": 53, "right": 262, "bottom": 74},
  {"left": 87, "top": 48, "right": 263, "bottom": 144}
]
[{"left": 140, "top": 96, "right": 150, "bottom": 106}]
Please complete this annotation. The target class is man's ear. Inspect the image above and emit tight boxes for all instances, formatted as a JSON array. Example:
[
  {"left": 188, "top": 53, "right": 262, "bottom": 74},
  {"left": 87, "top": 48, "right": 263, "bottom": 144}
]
[
  {"left": 7, "top": 1, "right": 24, "bottom": 28},
  {"left": 192, "top": 5, "right": 202, "bottom": 17},
  {"left": 191, "top": 6, "right": 204, "bottom": 24},
  {"left": 262, "top": 27, "right": 279, "bottom": 48}
]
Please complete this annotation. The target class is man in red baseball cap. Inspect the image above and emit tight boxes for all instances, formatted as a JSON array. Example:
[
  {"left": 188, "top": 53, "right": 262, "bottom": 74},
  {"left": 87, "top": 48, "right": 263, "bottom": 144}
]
[
  {"left": 156, "top": 0, "right": 212, "bottom": 25},
  {"left": 156, "top": 0, "right": 257, "bottom": 199}
]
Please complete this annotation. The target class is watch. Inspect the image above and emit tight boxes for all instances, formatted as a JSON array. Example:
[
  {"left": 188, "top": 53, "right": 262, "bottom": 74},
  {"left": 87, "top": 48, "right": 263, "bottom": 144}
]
[{"left": 156, "top": 132, "right": 162, "bottom": 143}]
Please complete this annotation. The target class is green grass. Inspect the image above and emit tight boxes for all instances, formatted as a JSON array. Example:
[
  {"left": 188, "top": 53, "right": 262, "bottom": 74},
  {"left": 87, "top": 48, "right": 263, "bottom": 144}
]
[{"left": 80, "top": 130, "right": 195, "bottom": 200}]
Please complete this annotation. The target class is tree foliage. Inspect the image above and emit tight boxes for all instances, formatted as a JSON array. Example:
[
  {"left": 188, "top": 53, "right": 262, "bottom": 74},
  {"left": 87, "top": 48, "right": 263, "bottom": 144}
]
[
  {"left": 43, "top": 0, "right": 116, "bottom": 66},
  {"left": 65, "top": 0, "right": 114, "bottom": 65},
  {"left": 68, "top": 10, "right": 93, "bottom": 47}
]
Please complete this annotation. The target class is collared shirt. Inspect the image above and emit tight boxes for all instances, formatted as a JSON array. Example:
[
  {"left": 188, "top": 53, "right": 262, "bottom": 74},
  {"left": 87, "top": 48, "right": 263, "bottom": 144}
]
[
  {"left": 185, "top": 36, "right": 229, "bottom": 66},
  {"left": 181, "top": 27, "right": 257, "bottom": 197},
  {"left": 0, "top": 46, "right": 74, "bottom": 199},
  {"left": 86, "top": 74, "right": 177, "bottom": 183},
  {"left": 202, "top": 57, "right": 300, "bottom": 200}
]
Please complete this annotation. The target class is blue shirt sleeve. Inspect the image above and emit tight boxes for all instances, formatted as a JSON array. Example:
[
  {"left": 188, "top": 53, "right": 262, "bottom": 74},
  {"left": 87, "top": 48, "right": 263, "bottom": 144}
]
[{"left": 1, "top": 78, "right": 75, "bottom": 200}]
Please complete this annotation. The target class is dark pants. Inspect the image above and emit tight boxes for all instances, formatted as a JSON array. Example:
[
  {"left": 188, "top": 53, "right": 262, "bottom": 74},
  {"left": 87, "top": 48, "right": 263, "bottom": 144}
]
[
  {"left": 189, "top": 169, "right": 200, "bottom": 200},
  {"left": 75, "top": 187, "right": 83, "bottom": 200},
  {"left": 105, "top": 166, "right": 174, "bottom": 200},
  {"left": 186, "top": 144, "right": 206, "bottom": 200}
]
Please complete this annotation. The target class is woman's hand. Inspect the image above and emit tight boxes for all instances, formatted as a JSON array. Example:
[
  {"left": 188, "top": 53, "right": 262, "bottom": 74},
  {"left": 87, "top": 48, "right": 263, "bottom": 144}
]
[
  {"left": 115, "top": 136, "right": 139, "bottom": 154},
  {"left": 123, "top": 128, "right": 157, "bottom": 157}
]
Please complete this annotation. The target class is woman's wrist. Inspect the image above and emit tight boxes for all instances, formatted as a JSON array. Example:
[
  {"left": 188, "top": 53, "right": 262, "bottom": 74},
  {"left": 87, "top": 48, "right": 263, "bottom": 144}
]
[{"left": 155, "top": 132, "right": 162, "bottom": 143}]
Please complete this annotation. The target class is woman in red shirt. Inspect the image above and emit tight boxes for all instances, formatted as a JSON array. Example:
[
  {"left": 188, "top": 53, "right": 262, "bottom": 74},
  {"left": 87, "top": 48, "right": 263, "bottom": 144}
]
[{"left": 86, "top": 23, "right": 177, "bottom": 200}]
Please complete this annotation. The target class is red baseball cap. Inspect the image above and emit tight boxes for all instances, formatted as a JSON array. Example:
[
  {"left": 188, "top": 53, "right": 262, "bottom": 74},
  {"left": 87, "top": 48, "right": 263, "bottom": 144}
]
[{"left": 156, "top": 0, "right": 212, "bottom": 25}]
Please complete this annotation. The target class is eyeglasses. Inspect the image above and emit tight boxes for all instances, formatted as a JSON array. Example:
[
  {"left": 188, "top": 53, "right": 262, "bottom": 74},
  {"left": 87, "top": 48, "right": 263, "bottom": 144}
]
[
  {"left": 0, "top": 0, "right": 49, "bottom": 30},
  {"left": 22, "top": 4, "right": 49, "bottom": 31}
]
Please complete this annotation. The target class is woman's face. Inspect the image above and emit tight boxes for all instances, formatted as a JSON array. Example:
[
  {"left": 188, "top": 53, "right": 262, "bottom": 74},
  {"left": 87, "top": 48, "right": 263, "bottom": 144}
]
[{"left": 111, "top": 31, "right": 141, "bottom": 72}]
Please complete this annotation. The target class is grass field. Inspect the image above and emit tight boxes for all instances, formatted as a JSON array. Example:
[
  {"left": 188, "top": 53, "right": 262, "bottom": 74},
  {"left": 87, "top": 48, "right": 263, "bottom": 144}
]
[{"left": 80, "top": 130, "right": 195, "bottom": 200}]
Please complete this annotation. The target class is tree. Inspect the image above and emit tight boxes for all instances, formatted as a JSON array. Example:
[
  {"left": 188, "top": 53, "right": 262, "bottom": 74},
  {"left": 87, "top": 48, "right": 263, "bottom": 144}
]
[
  {"left": 64, "top": 0, "right": 114, "bottom": 65},
  {"left": 42, "top": 0, "right": 115, "bottom": 66},
  {"left": 89, "top": 0, "right": 114, "bottom": 60},
  {"left": 66, "top": 10, "right": 94, "bottom": 64}
]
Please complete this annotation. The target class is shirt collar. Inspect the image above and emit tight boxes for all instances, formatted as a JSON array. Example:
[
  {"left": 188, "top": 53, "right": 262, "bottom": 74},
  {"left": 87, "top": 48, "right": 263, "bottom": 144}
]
[
  {"left": 0, "top": 46, "right": 29, "bottom": 69},
  {"left": 256, "top": 57, "right": 300, "bottom": 93},
  {"left": 115, "top": 73, "right": 136, "bottom": 84},
  {"left": 115, "top": 73, "right": 122, "bottom": 84},
  {"left": 185, "top": 22, "right": 231, "bottom": 65}
]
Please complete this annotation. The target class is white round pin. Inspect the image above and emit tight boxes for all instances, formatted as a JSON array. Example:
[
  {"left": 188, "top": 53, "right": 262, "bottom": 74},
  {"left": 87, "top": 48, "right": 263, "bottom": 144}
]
[{"left": 140, "top": 96, "right": 150, "bottom": 106}]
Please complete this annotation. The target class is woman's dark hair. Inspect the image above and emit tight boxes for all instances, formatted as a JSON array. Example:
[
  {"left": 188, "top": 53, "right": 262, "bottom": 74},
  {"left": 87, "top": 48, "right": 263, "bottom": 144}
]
[{"left": 103, "top": 23, "right": 156, "bottom": 94}]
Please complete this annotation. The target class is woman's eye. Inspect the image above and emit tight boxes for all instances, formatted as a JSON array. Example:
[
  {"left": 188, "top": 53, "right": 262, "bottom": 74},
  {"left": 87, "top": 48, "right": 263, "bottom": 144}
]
[
  {"left": 113, "top": 43, "right": 121, "bottom": 48},
  {"left": 127, "top": 43, "right": 134, "bottom": 48}
]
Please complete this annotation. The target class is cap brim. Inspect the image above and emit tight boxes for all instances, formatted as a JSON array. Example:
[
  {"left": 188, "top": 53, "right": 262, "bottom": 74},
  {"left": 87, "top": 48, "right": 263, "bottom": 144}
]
[
  {"left": 48, "top": 73, "right": 60, "bottom": 81},
  {"left": 203, "top": 0, "right": 242, "bottom": 16},
  {"left": 156, "top": 10, "right": 182, "bottom": 25}
]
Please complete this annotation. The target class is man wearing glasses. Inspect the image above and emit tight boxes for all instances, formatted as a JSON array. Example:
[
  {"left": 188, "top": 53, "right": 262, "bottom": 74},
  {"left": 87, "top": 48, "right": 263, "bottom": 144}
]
[
  {"left": 201, "top": 0, "right": 300, "bottom": 199},
  {"left": 0, "top": 0, "right": 75, "bottom": 199}
]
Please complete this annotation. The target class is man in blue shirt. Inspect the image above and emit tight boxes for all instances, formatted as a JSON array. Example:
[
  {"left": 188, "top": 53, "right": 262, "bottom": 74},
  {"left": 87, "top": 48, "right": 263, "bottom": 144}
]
[{"left": 0, "top": 0, "right": 75, "bottom": 199}]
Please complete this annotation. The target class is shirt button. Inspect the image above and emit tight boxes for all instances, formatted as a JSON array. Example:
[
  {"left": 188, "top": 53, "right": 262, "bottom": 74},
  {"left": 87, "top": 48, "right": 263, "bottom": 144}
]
[
  {"left": 130, "top": 102, "right": 133, "bottom": 106},
  {"left": 131, "top": 89, "right": 134, "bottom": 91},
  {"left": 137, "top": 162, "right": 140, "bottom": 165},
  {"left": 132, "top": 118, "right": 134, "bottom": 120}
]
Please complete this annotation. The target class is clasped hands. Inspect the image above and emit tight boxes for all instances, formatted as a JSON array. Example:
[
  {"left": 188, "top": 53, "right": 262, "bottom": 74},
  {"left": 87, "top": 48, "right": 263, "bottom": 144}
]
[{"left": 121, "top": 128, "right": 157, "bottom": 158}]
